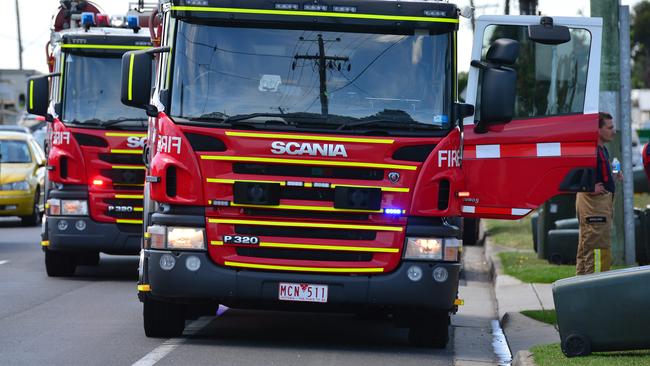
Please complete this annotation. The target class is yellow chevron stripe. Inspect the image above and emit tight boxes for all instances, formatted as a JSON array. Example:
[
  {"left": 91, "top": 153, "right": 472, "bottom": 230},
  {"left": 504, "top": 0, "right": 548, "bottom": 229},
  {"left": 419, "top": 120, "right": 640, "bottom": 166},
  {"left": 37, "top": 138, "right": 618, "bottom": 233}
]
[
  {"left": 200, "top": 155, "right": 417, "bottom": 171},
  {"left": 115, "top": 194, "right": 144, "bottom": 199},
  {"left": 116, "top": 219, "right": 143, "bottom": 224},
  {"left": 224, "top": 261, "right": 384, "bottom": 273},
  {"left": 208, "top": 218, "right": 402, "bottom": 232},
  {"left": 110, "top": 149, "right": 143, "bottom": 154},
  {"left": 230, "top": 203, "right": 382, "bottom": 213},
  {"left": 225, "top": 131, "right": 394, "bottom": 144},
  {"left": 112, "top": 165, "right": 146, "bottom": 170}
]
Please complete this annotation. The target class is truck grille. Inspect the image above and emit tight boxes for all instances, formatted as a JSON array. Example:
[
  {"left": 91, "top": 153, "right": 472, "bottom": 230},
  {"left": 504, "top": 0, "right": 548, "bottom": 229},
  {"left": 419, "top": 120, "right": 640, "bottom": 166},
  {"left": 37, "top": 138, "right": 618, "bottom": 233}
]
[
  {"left": 233, "top": 163, "right": 384, "bottom": 180},
  {"left": 235, "top": 247, "right": 373, "bottom": 262}
]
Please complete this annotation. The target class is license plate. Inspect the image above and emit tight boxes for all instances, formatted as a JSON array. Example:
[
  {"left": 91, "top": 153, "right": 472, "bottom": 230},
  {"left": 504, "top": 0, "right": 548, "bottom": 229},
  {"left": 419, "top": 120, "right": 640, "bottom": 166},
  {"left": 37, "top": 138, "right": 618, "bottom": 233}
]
[{"left": 278, "top": 282, "right": 328, "bottom": 303}]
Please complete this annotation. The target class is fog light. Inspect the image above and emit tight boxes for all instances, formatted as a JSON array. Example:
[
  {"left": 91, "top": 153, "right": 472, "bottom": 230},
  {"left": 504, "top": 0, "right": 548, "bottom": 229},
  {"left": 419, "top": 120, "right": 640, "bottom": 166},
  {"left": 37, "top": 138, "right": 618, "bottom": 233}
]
[
  {"left": 185, "top": 256, "right": 201, "bottom": 271},
  {"left": 159, "top": 254, "right": 176, "bottom": 271},
  {"left": 407, "top": 265, "right": 423, "bottom": 282},
  {"left": 75, "top": 220, "right": 86, "bottom": 231},
  {"left": 433, "top": 266, "right": 449, "bottom": 283},
  {"left": 58, "top": 220, "right": 69, "bottom": 231},
  {"left": 6, "top": 205, "right": 17, "bottom": 210}
]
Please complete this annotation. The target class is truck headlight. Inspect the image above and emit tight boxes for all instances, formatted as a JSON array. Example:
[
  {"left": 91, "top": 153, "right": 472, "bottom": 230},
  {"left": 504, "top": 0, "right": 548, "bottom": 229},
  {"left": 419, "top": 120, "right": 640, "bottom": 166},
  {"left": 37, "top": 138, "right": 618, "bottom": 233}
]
[
  {"left": 1, "top": 180, "right": 30, "bottom": 191},
  {"left": 47, "top": 199, "right": 88, "bottom": 216},
  {"left": 61, "top": 200, "right": 88, "bottom": 215},
  {"left": 146, "top": 225, "right": 206, "bottom": 251},
  {"left": 404, "top": 237, "right": 462, "bottom": 262},
  {"left": 167, "top": 227, "right": 205, "bottom": 250}
]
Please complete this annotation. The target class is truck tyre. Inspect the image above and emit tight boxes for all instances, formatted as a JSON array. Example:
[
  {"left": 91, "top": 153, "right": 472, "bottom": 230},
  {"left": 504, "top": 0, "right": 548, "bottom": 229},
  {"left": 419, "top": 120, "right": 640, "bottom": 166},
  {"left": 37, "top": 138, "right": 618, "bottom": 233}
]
[
  {"left": 20, "top": 191, "right": 42, "bottom": 227},
  {"left": 45, "top": 250, "right": 76, "bottom": 277},
  {"left": 562, "top": 333, "right": 591, "bottom": 357},
  {"left": 143, "top": 297, "right": 186, "bottom": 338},
  {"left": 408, "top": 314, "right": 449, "bottom": 348},
  {"left": 463, "top": 218, "right": 481, "bottom": 246}
]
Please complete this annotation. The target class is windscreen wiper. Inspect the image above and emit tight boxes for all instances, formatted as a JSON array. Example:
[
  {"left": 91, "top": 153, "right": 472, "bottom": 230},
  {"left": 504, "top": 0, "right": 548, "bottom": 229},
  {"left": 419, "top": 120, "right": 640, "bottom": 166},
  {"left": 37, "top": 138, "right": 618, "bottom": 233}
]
[
  {"left": 100, "top": 118, "right": 148, "bottom": 127},
  {"left": 336, "top": 119, "right": 442, "bottom": 131}
]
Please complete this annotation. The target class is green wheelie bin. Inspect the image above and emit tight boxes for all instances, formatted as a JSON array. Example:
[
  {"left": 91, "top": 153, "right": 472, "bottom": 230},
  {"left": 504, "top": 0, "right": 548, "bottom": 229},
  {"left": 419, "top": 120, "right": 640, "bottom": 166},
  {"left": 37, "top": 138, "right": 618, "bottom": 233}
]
[{"left": 553, "top": 266, "right": 650, "bottom": 357}]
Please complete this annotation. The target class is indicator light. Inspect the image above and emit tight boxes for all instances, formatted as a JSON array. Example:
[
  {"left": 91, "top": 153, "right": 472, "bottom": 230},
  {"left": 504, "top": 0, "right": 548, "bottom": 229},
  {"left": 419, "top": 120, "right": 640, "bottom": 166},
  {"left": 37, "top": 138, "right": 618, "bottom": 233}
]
[
  {"left": 211, "top": 200, "right": 231, "bottom": 207},
  {"left": 457, "top": 192, "right": 470, "bottom": 197},
  {"left": 286, "top": 181, "right": 304, "bottom": 187},
  {"left": 304, "top": 4, "right": 328, "bottom": 11},
  {"left": 333, "top": 6, "right": 357, "bottom": 13},
  {"left": 384, "top": 208, "right": 403, "bottom": 215},
  {"left": 92, "top": 179, "right": 103, "bottom": 186},
  {"left": 424, "top": 10, "right": 446, "bottom": 17},
  {"left": 313, "top": 182, "right": 330, "bottom": 188}
]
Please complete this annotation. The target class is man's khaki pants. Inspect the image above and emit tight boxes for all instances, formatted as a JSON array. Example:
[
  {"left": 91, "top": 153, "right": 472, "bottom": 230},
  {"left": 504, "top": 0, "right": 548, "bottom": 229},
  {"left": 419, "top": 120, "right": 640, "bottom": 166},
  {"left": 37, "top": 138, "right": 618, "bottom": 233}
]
[{"left": 576, "top": 192, "right": 613, "bottom": 275}]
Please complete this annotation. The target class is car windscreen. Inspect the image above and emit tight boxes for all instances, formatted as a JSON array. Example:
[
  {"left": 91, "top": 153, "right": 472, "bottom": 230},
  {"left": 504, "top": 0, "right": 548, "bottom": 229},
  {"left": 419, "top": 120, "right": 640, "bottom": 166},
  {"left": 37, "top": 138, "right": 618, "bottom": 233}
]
[
  {"left": 0, "top": 140, "right": 32, "bottom": 163},
  {"left": 62, "top": 54, "right": 147, "bottom": 125},
  {"left": 170, "top": 22, "right": 452, "bottom": 133}
]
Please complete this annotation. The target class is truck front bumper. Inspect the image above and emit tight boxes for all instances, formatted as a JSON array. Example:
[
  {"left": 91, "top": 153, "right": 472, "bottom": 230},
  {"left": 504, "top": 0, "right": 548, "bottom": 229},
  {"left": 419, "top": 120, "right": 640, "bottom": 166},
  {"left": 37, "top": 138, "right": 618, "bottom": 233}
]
[
  {"left": 144, "top": 250, "right": 460, "bottom": 312},
  {"left": 45, "top": 216, "right": 141, "bottom": 255}
]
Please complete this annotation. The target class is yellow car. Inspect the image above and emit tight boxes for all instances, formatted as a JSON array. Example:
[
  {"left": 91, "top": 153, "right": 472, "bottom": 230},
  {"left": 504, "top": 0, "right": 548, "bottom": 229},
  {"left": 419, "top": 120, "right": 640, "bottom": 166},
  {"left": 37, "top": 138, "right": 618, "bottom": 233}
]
[{"left": 0, "top": 130, "right": 46, "bottom": 225}]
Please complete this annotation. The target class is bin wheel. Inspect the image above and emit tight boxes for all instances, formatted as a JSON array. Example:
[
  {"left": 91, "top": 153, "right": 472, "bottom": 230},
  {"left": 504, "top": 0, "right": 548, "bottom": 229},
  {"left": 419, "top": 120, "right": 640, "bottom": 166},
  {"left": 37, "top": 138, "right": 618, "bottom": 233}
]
[
  {"left": 408, "top": 314, "right": 449, "bottom": 348},
  {"left": 143, "top": 297, "right": 186, "bottom": 338},
  {"left": 562, "top": 333, "right": 591, "bottom": 357},
  {"left": 45, "top": 250, "right": 76, "bottom": 277},
  {"left": 549, "top": 253, "right": 563, "bottom": 265}
]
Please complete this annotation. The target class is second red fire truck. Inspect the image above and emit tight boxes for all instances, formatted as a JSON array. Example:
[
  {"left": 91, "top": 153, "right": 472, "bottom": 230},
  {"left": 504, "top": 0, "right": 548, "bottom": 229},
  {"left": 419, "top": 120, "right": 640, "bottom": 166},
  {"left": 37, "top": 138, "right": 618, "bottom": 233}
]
[{"left": 27, "top": 1, "right": 155, "bottom": 276}]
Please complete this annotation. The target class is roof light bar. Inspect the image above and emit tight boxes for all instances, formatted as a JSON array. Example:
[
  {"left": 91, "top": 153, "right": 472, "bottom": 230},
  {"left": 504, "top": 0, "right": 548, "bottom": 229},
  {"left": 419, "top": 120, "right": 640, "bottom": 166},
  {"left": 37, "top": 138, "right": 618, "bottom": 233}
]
[{"left": 81, "top": 12, "right": 95, "bottom": 27}]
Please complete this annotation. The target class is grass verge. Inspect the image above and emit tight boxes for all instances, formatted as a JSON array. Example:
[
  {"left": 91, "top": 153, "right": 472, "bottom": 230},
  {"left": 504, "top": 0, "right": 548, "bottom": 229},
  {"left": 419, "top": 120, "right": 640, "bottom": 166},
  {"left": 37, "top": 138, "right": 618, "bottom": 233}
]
[
  {"left": 531, "top": 343, "right": 650, "bottom": 366},
  {"left": 484, "top": 216, "right": 533, "bottom": 250},
  {"left": 499, "top": 251, "right": 575, "bottom": 283},
  {"left": 520, "top": 310, "right": 557, "bottom": 326}
]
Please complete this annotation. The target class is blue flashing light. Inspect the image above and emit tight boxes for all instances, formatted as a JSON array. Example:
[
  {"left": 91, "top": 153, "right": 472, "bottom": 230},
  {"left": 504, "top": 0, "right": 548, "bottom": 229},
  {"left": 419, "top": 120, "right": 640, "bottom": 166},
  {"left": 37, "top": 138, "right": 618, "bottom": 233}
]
[
  {"left": 384, "top": 208, "right": 403, "bottom": 215},
  {"left": 127, "top": 15, "right": 139, "bottom": 29},
  {"left": 81, "top": 12, "right": 95, "bottom": 27}
]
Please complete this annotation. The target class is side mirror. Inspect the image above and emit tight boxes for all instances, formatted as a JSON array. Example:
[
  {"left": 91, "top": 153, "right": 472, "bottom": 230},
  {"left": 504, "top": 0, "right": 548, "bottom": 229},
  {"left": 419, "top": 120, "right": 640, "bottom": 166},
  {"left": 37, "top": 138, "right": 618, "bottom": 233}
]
[
  {"left": 528, "top": 17, "right": 570, "bottom": 45},
  {"left": 472, "top": 39, "right": 519, "bottom": 132},
  {"left": 121, "top": 50, "right": 154, "bottom": 111},
  {"left": 26, "top": 75, "right": 50, "bottom": 117}
]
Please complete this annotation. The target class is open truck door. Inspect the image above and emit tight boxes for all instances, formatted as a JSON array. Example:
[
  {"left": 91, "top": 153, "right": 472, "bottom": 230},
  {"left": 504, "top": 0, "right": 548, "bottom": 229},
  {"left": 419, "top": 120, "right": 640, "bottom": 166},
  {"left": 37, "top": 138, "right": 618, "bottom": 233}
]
[{"left": 462, "top": 15, "right": 602, "bottom": 220}]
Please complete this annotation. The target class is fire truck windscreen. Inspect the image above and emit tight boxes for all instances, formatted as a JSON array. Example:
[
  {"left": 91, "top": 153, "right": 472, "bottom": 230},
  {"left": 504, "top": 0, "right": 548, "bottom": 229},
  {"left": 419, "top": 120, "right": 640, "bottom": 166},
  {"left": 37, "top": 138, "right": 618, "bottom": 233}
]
[
  {"left": 62, "top": 54, "right": 148, "bottom": 126},
  {"left": 169, "top": 22, "right": 452, "bottom": 133}
]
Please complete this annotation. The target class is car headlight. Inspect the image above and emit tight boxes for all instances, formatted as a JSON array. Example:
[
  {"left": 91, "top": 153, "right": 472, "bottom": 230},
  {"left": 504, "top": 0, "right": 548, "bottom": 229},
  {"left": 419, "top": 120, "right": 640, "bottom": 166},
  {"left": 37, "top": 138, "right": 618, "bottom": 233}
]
[
  {"left": 47, "top": 199, "right": 88, "bottom": 216},
  {"left": 147, "top": 225, "right": 206, "bottom": 251},
  {"left": 1, "top": 180, "right": 30, "bottom": 191},
  {"left": 404, "top": 237, "right": 462, "bottom": 262}
]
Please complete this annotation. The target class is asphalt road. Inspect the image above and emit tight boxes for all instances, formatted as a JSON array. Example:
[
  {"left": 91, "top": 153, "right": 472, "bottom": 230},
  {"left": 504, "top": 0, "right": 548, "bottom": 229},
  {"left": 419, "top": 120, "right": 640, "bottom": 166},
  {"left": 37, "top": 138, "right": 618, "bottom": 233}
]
[{"left": 0, "top": 218, "right": 502, "bottom": 366}]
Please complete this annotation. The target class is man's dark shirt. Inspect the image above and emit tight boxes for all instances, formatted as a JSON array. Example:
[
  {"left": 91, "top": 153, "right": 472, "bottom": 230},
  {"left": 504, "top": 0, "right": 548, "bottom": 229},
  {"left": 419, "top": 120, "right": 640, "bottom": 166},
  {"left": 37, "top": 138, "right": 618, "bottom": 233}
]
[{"left": 596, "top": 145, "right": 615, "bottom": 193}]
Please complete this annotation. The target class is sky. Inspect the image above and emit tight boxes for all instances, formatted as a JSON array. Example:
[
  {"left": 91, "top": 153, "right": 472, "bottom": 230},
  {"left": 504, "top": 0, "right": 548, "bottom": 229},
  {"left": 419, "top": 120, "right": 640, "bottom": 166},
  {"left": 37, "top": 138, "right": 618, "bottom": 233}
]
[{"left": 0, "top": 0, "right": 644, "bottom": 73}]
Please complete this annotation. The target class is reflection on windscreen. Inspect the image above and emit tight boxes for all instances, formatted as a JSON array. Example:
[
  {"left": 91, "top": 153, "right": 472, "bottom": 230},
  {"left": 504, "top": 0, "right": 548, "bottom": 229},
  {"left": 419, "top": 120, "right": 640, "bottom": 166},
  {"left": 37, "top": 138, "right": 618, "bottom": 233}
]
[
  {"left": 62, "top": 55, "right": 146, "bottom": 124},
  {"left": 171, "top": 23, "right": 451, "bottom": 129},
  {"left": 0, "top": 140, "right": 32, "bottom": 163}
]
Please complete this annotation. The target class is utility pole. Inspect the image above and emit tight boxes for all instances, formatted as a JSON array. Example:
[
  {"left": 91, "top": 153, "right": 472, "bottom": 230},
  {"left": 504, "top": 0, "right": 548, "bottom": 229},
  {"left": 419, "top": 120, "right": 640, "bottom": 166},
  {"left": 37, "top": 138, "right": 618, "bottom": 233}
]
[
  {"left": 619, "top": 5, "right": 635, "bottom": 265},
  {"left": 15, "top": 0, "right": 24, "bottom": 70},
  {"left": 294, "top": 35, "right": 348, "bottom": 116},
  {"left": 519, "top": 0, "right": 538, "bottom": 15},
  {"left": 591, "top": 0, "right": 626, "bottom": 265}
]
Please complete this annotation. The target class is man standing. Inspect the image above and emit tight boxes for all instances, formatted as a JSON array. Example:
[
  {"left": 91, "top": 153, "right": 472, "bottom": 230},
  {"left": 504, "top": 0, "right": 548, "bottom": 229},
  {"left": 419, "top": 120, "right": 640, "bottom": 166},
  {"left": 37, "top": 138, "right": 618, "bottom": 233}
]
[{"left": 575, "top": 112, "right": 616, "bottom": 275}]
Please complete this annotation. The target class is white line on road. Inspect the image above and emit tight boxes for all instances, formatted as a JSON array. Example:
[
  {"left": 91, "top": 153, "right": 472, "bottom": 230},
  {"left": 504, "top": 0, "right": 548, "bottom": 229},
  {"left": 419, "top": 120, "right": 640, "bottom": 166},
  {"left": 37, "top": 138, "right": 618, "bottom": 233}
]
[
  {"left": 131, "top": 316, "right": 215, "bottom": 366},
  {"left": 0, "top": 260, "right": 9, "bottom": 265}
]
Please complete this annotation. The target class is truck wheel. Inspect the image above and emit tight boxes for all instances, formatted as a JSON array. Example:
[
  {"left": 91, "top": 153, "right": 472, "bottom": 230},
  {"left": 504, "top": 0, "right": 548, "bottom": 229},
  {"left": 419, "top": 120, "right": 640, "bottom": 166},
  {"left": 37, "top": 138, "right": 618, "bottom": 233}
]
[
  {"left": 45, "top": 250, "right": 76, "bottom": 277},
  {"left": 463, "top": 218, "right": 481, "bottom": 246},
  {"left": 143, "top": 297, "right": 186, "bottom": 338},
  {"left": 562, "top": 333, "right": 591, "bottom": 357},
  {"left": 408, "top": 314, "right": 449, "bottom": 348}
]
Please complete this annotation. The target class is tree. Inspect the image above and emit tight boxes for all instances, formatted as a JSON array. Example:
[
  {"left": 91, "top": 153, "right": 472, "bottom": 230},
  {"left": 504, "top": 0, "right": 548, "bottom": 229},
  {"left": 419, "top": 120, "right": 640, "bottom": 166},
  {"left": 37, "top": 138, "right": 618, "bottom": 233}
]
[
  {"left": 632, "top": 1, "right": 650, "bottom": 88},
  {"left": 519, "top": 0, "right": 538, "bottom": 15}
]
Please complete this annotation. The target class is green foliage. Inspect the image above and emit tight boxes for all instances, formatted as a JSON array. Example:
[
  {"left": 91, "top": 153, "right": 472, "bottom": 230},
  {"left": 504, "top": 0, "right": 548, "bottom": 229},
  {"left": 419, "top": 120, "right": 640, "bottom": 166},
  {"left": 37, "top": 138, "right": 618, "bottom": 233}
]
[
  {"left": 531, "top": 343, "right": 650, "bottom": 366},
  {"left": 632, "top": 1, "right": 650, "bottom": 88},
  {"left": 484, "top": 217, "right": 533, "bottom": 250},
  {"left": 520, "top": 310, "right": 557, "bottom": 325},
  {"left": 457, "top": 71, "right": 468, "bottom": 102},
  {"left": 499, "top": 252, "right": 576, "bottom": 283}
]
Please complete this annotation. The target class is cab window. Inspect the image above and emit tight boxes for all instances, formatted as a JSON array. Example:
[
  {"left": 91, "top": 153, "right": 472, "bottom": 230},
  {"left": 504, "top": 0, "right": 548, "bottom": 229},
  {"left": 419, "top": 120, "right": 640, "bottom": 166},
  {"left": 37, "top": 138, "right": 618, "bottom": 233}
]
[{"left": 480, "top": 25, "right": 591, "bottom": 119}]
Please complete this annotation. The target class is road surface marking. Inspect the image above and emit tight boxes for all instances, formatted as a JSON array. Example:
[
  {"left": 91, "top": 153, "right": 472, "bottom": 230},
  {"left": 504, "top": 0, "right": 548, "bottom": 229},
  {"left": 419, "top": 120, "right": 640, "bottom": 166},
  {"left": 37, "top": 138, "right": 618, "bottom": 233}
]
[{"left": 131, "top": 306, "right": 228, "bottom": 366}]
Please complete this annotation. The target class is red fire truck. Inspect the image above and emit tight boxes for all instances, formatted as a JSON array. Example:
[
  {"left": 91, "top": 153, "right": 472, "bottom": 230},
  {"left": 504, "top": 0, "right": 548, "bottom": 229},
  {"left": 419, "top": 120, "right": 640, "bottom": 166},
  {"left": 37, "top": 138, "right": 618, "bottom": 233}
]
[
  {"left": 121, "top": 0, "right": 603, "bottom": 346},
  {"left": 26, "top": 1, "right": 155, "bottom": 277}
]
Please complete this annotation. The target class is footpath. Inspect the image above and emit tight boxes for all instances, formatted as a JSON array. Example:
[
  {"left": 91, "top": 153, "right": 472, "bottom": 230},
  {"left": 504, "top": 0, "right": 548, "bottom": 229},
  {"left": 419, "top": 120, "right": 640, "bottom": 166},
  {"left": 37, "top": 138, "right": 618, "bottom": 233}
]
[{"left": 484, "top": 239, "right": 559, "bottom": 366}]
